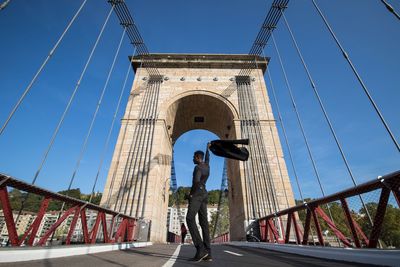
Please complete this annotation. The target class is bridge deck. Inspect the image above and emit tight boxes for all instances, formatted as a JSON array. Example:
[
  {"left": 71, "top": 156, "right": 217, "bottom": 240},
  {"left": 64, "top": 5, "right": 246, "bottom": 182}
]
[{"left": 1, "top": 244, "right": 378, "bottom": 267}]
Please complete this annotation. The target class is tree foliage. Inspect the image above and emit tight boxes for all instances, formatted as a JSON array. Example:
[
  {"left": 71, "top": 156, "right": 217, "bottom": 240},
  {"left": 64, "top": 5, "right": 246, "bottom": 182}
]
[
  {"left": 294, "top": 199, "right": 400, "bottom": 248},
  {"left": 209, "top": 197, "right": 229, "bottom": 238},
  {"left": 168, "top": 186, "right": 224, "bottom": 207},
  {"left": 3, "top": 188, "right": 102, "bottom": 212},
  {"left": 357, "top": 202, "right": 400, "bottom": 248}
]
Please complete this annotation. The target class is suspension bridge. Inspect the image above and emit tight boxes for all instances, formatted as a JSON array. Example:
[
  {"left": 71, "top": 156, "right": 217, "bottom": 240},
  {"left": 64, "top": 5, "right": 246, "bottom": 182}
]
[{"left": 0, "top": 0, "right": 399, "bottom": 266}]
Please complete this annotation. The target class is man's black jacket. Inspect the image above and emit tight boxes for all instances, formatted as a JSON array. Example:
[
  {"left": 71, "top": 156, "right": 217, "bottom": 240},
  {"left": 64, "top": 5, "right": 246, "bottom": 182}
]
[{"left": 209, "top": 139, "right": 249, "bottom": 161}]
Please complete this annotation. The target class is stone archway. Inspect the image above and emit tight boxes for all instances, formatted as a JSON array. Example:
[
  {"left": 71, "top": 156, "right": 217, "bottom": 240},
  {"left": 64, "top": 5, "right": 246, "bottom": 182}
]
[
  {"left": 162, "top": 91, "right": 247, "bottom": 242},
  {"left": 101, "top": 54, "right": 296, "bottom": 242}
]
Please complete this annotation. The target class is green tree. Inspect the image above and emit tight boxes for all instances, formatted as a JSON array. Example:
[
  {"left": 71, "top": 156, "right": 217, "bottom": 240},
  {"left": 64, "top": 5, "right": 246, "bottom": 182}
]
[
  {"left": 358, "top": 202, "right": 400, "bottom": 248},
  {"left": 207, "top": 190, "right": 220, "bottom": 205},
  {"left": 209, "top": 197, "right": 229, "bottom": 237},
  {"left": 6, "top": 189, "right": 43, "bottom": 212},
  {"left": 47, "top": 188, "right": 82, "bottom": 211},
  {"left": 167, "top": 187, "right": 226, "bottom": 207}
]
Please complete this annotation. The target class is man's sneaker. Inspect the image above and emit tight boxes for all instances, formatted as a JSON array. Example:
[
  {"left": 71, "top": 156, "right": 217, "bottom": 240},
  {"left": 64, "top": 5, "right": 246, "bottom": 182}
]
[
  {"left": 189, "top": 251, "right": 209, "bottom": 262},
  {"left": 203, "top": 254, "right": 213, "bottom": 262}
]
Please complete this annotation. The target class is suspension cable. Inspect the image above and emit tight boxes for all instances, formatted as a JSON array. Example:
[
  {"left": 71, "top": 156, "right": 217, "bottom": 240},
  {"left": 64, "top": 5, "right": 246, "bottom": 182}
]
[
  {"left": 255, "top": 53, "right": 290, "bottom": 210},
  {"left": 271, "top": 31, "right": 341, "bottom": 245},
  {"left": 114, "top": 64, "right": 148, "bottom": 213},
  {"left": 62, "top": 27, "right": 125, "bottom": 202},
  {"left": 111, "top": 58, "right": 144, "bottom": 211},
  {"left": 134, "top": 79, "right": 159, "bottom": 216},
  {"left": 236, "top": 80, "right": 257, "bottom": 219},
  {"left": 140, "top": 79, "right": 161, "bottom": 217},
  {"left": 267, "top": 67, "right": 319, "bottom": 244},
  {"left": 31, "top": 6, "right": 114, "bottom": 186},
  {"left": 125, "top": 81, "right": 154, "bottom": 215},
  {"left": 280, "top": 11, "right": 375, "bottom": 227},
  {"left": 13, "top": 3, "right": 112, "bottom": 236},
  {"left": 50, "top": 27, "right": 125, "bottom": 241},
  {"left": 380, "top": 0, "right": 400, "bottom": 20},
  {"left": 238, "top": 80, "right": 266, "bottom": 217},
  {"left": 0, "top": 0, "right": 10, "bottom": 11},
  {"left": 104, "top": 47, "right": 137, "bottom": 208},
  {"left": 252, "top": 59, "right": 282, "bottom": 216},
  {"left": 116, "top": 76, "right": 151, "bottom": 213},
  {"left": 266, "top": 68, "right": 304, "bottom": 201},
  {"left": 86, "top": 28, "right": 126, "bottom": 202},
  {"left": 271, "top": 32, "right": 327, "bottom": 197},
  {"left": 0, "top": 0, "right": 88, "bottom": 135},
  {"left": 312, "top": 0, "right": 399, "bottom": 152}
]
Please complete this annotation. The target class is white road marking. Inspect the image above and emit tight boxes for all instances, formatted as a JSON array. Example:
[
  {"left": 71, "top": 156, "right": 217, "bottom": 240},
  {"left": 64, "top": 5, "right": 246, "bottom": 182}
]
[
  {"left": 162, "top": 244, "right": 181, "bottom": 267},
  {"left": 224, "top": 250, "right": 243, "bottom": 257}
]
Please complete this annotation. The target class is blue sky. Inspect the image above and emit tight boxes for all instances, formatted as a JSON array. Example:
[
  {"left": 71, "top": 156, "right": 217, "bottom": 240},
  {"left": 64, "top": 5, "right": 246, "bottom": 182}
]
[{"left": 0, "top": 1, "right": 399, "bottom": 203}]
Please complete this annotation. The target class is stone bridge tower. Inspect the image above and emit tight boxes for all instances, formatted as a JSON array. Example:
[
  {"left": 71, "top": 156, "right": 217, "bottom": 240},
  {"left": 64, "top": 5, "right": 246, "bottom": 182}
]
[{"left": 100, "top": 54, "right": 296, "bottom": 242}]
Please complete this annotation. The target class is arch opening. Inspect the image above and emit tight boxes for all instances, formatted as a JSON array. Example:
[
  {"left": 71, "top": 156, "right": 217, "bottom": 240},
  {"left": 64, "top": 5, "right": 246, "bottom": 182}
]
[
  {"left": 163, "top": 92, "right": 238, "bottom": 143},
  {"left": 164, "top": 92, "right": 245, "bottom": 241}
]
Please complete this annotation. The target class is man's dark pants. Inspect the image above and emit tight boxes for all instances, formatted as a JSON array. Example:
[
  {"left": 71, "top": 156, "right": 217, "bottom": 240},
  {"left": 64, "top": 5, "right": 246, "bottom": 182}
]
[{"left": 186, "top": 189, "right": 210, "bottom": 255}]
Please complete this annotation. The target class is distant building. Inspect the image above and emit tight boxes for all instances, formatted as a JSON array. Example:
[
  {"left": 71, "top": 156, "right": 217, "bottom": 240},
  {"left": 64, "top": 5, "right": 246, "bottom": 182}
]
[{"left": 0, "top": 210, "right": 99, "bottom": 246}]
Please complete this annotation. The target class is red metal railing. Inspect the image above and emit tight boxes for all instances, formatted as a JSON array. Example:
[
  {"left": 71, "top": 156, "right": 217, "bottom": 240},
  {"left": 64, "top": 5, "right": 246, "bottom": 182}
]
[
  {"left": 259, "top": 171, "right": 400, "bottom": 248},
  {"left": 0, "top": 173, "right": 137, "bottom": 246},
  {"left": 211, "top": 232, "right": 230, "bottom": 243}
]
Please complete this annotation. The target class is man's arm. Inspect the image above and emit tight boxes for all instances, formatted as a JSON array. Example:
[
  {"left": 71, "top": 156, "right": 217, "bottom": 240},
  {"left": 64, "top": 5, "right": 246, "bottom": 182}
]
[{"left": 205, "top": 143, "right": 210, "bottom": 164}]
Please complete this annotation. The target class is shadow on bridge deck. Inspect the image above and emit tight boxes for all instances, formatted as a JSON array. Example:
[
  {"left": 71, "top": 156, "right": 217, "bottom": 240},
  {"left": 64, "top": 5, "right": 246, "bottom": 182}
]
[{"left": 0, "top": 244, "right": 381, "bottom": 267}]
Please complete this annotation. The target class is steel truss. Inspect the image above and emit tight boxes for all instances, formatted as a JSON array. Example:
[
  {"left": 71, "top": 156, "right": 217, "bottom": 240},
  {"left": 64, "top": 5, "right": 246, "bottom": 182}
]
[
  {"left": 258, "top": 171, "right": 400, "bottom": 248},
  {"left": 0, "top": 174, "right": 137, "bottom": 246}
]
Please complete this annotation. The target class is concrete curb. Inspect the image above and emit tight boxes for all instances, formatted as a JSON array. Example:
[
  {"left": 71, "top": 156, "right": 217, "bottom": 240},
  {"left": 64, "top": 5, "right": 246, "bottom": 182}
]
[
  {"left": 228, "top": 241, "right": 400, "bottom": 267},
  {"left": 0, "top": 241, "right": 153, "bottom": 263}
]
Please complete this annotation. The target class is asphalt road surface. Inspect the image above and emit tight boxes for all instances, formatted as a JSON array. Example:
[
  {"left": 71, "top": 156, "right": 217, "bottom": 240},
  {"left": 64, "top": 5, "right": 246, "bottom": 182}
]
[{"left": 1, "top": 244, "right": 382, "bottom": 267}]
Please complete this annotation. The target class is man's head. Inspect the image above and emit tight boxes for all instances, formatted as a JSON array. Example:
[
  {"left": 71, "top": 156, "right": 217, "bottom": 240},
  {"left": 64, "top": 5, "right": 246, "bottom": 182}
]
[{"left": 193, "top": 150, "right": 204, "bottom": 164}]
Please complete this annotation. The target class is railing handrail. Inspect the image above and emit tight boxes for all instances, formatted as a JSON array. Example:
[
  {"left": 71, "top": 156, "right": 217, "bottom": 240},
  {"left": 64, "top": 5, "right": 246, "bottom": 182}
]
[
  {"left": 259, "top": 170, "right": 400, "bottom": 221},
  {"left": 0, "top": 173, "right": 135, "bottom": 220}
]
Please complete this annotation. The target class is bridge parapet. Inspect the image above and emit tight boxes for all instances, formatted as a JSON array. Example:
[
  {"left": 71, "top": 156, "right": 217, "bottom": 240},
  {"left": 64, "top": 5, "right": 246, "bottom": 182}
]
[
  {"left": 258, "top": 171, "right": 400, "bottom": 249},
  {"left": 211, "top": 232, "right": 230, "bottom": 243},
  {"left": 0, "top": 173, "right": 140, "bottom": 247}
]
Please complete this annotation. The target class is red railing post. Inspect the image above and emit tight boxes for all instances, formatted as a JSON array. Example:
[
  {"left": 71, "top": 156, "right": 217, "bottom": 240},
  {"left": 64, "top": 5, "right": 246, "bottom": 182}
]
[
  {"left": 311, "top": 207, "right": 324, "bottom": 246},
  {"left": 368, "top": 187, "right": 391, "bottom": 248},
  {"left": 66, "top": 206, "right": 81, "bottom": 245},
  {"left": 80, "top": 208, "right": 90, "bottom": 244},
  {"left": 109, "top": 215, "right": 116, "bottom": 241},
  {"left": 315, "top": 206, "right": 351, "bottom": 247},
  {"left": 37, "top": 206, "right": 78, "bottom": 246},
  {"left": 353, "top": 219, "right": 369, "bottom": 246},
  {"left": 285, "top": 213, "right": 292, "bottom": 243},
  {"left": 18, "top": 196, "right": 50, "bottom": 246},
  {"left": 114, "top": 218, "right": 128, "bottom": 243},
  {"left": 127, "top": 219, "right": 135, "bottom": 242},
  {"left": 90, "top": 212, "right": 102, "bottom": 244},
  {"left": 0, "top": 186, "right": 19, "bottom": 246},
  {"left": 340, "top": 198, "right": 361, "bottom": 248},
  {"left": 259, "top": 219, "right": 266, "bottom": 241},
  {"left": 292, "top": 213, "right": 301, "bottom": 244},
  {"left": 267, "top": 219, "right": 280, "bottom": 243},
  {"left": 279, "top": 217, "right": 285, "bottom": 241},
  {"left": 101, "top": 213, "right": 109, "bottom": 243},
  {"left": 302, "top": 209, "right": 312, "bottom": 245}
]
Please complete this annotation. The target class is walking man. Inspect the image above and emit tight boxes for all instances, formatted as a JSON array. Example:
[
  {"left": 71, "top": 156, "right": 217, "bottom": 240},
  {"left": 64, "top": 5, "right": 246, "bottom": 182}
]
[{"left": 186, "top": 143, "right": 212, "bottom": 262}]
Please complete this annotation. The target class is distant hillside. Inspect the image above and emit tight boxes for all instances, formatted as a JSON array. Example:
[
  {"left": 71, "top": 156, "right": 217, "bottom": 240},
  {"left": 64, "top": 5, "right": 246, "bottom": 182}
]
[
  {"left": 2, "top": 188, "right": 102, "bottom": 212},
  {"left": 168, "top": 186, "right": 224, "bottom": 207}
]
